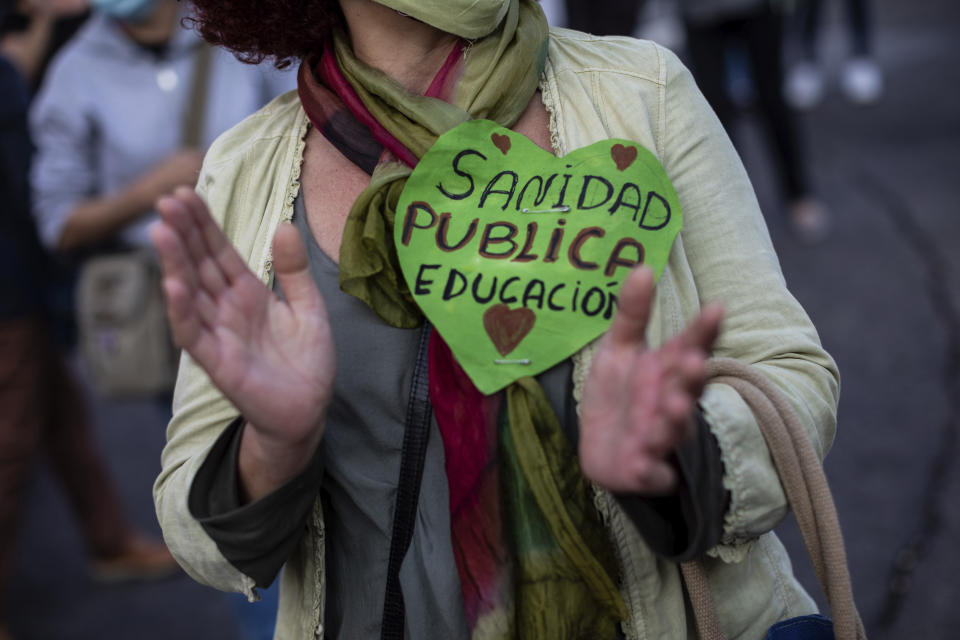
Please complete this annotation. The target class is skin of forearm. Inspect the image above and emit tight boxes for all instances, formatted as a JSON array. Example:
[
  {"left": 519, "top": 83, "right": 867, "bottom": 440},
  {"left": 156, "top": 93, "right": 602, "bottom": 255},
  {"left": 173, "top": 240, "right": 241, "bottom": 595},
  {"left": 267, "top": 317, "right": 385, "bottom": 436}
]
[
  {"left": 57, "top": 180, "right": 159, "bottom": 251},
  {"left": 236, "top": 421, "right": 324, "bottom": 504}
]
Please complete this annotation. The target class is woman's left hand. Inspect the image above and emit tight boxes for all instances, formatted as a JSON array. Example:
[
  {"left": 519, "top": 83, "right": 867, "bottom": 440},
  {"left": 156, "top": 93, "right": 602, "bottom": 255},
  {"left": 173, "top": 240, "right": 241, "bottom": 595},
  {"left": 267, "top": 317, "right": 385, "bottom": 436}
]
[{"left": 578, "top": 267, "right": 724, "bottom": 495}]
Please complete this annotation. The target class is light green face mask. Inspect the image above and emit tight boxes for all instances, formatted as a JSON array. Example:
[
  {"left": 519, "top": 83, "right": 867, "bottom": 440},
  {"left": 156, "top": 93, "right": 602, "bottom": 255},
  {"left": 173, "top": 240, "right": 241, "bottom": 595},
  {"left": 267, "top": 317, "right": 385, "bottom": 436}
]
[{"left": 373, "top": 0, "right": 511, "bottom": 39}]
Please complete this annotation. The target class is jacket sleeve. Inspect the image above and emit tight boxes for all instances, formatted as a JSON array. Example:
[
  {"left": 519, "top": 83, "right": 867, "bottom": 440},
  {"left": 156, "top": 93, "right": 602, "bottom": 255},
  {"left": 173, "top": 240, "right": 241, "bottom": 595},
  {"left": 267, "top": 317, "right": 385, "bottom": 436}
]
[
  {"left": 153, "top": 348, "right": 263, "bottom": 598},
  {"left": 152, "top": 166, "right": 261, "bottom": 601},
  {"left": 655, "top": 44, "right": 839, "bottom": 560},
  {"left": 153, "top": 95, "right": 313, "bottom": 599},
  {"left": 614, "top": 408, "right": 728, "bottom": 562},
  {"left": 189, "top": 416, "right": 323, "bottom": 590}
]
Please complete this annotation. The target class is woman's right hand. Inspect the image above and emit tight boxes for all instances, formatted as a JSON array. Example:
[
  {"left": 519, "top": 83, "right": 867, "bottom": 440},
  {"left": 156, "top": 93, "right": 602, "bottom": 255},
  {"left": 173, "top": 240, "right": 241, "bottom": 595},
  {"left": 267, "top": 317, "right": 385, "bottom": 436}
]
[{"left": 152, "top": 187, "right": 335, "bottom": 500}]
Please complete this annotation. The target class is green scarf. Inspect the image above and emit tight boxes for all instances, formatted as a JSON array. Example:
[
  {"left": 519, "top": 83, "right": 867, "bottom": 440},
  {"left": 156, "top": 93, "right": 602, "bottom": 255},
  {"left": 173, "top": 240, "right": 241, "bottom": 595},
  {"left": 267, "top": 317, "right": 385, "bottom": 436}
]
[
  {"left": 335, "top": 0, "right": 547, "bottom": 325},
  {"left": 323, "top": 1, "right": 628, "bottom": 636}
]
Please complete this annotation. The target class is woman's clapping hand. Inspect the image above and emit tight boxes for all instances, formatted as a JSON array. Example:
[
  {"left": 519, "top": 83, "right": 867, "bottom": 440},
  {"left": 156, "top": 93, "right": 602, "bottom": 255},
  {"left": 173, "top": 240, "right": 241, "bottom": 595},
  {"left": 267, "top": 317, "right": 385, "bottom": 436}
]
[
  {"left": 579, "top": 267, "right": 723, "bottom": 495},
  {"left": 151, "top": 188, "right": 335, "bottom": 499}
]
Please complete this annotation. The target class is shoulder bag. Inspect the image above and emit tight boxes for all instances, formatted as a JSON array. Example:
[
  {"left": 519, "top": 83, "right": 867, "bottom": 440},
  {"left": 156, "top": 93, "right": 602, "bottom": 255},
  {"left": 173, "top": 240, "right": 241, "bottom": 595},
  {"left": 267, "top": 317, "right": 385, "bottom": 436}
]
[{"left": 682, "top": 358, "right": 867, "bottom": 640}]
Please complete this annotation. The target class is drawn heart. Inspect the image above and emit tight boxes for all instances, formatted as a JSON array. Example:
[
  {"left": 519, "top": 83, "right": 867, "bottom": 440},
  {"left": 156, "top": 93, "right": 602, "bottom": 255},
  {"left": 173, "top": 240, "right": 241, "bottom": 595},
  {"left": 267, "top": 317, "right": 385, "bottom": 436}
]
[
  {"left": 611, "top": 143, "right": 638, "bottom": 171},
  {"left": 483, "top": 304, "right": 536, "bottom": 356},
  {"left": 395, "top": 119, "right": 683, "bottom": 394},
  {"left": 491, "top": 133, "right": 512, "bottom": 155}
]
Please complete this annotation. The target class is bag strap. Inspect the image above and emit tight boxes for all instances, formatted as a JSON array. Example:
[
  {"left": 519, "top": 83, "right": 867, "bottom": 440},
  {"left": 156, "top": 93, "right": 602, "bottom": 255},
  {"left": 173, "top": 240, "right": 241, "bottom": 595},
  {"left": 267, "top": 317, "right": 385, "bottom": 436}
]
[
  {"left": 681, "top": 357, "right": 866, "bottom": 640},
  {"left": 181, "top": 42, "right": 213, "bottom": 148},
  {"left": 380, "top": 322, "right": 434, "bottom": 640}
]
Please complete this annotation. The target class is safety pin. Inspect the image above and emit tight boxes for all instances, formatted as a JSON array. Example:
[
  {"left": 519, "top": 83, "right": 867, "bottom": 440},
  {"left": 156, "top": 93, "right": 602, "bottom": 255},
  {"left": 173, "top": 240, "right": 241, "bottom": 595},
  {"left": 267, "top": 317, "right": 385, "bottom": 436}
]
[
  {"left": 494, "top": 359, "right": 531, "bottom": 365},
  {"left": 521, "top": 205, "right": 571, "bottom": 214}
]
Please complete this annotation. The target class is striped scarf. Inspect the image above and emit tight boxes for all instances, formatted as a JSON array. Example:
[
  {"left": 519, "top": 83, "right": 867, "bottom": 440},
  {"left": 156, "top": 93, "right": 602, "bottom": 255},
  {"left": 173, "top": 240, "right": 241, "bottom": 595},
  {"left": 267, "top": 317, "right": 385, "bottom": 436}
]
[{"left": 297, "top": 2, "right": 627, "bottom": 636}]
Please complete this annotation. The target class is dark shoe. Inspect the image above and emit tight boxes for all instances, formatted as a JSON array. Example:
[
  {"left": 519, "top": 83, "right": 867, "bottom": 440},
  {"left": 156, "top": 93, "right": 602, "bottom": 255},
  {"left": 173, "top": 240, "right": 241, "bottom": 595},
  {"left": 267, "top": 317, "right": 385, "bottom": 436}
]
[{"left": 90, "top": 535, "right": 180, "bottom": 584}]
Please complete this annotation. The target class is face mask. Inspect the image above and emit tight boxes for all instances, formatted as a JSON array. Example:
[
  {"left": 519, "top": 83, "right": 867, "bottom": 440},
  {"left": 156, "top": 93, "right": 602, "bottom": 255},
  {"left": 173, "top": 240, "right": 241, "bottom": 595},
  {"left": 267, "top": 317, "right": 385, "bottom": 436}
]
[
  {"left": 90, "top": 0, "right": 157, "bottom": 22},
  {"left": 373, "top": 0, "right": 511, "bottom": 39}
]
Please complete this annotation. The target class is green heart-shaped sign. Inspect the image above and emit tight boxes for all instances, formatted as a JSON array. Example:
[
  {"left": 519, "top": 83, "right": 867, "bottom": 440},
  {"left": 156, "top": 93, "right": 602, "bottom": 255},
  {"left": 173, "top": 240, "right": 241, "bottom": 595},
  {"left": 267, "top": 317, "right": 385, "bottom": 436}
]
[{"left": 395, "top": 119, "right": 682, "bottom": 395}]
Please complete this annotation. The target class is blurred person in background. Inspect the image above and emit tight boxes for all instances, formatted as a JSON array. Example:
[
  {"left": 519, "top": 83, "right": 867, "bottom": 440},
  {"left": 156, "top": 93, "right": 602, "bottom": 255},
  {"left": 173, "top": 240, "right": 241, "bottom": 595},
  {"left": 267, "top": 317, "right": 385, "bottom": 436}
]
[
  {"left": 0, "top": 0, "right": 89, "bottom": 90},
  {"left": 785, "top": 0, "right": 884, "bottom": 109},
  {"left": 564, "top": 0, "right": 644, "bottom": 36},
  {"left": 0, "top": 6, "right": 178, "bottom": 639},
  {"left": 3, "top": 0, "right": 91, "bottom": 357},
  {"left": 29, "top": 0, "right": 294, "bottom": 254},
  {"left": 27, "top": 0, "right": 294, "bottom": 637},
  {"left": 678, "top": 0, "right": 829, "bottom": 242}
]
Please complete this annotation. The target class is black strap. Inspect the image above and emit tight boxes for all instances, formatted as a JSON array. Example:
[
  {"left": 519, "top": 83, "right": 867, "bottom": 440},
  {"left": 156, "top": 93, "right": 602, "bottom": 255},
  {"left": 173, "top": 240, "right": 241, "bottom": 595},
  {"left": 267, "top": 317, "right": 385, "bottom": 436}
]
[{"left": 380, "top": 322, "right": 434, "bottom": 640}]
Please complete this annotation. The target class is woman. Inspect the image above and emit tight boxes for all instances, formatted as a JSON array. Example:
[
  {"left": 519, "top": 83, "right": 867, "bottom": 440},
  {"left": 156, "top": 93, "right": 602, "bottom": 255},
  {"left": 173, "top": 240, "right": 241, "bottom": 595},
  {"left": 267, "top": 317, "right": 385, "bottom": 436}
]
[{"left": 152, "top": 0, "right": 840, "bottom": 638}]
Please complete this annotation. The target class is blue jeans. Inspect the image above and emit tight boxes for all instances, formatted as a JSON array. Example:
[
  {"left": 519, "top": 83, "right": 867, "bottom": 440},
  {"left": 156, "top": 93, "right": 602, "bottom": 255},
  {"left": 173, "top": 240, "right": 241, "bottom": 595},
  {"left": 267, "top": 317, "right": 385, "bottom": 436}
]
[
  {"left": 227, "top": 580, "right": 280, "bottom": 640},
  {"left": 766, "top": 614, "right": 835, "bottom": 640}
]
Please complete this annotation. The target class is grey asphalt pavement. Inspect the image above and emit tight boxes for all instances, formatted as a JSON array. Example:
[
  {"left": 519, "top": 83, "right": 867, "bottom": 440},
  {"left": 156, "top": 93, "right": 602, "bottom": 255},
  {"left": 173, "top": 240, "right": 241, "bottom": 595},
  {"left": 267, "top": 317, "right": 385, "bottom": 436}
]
[
  {"left": 4, "top": 0, "right": 958, "bottom": 638},
  {"left": 736, "top": 1, "right": 960, "bottom": 637}
]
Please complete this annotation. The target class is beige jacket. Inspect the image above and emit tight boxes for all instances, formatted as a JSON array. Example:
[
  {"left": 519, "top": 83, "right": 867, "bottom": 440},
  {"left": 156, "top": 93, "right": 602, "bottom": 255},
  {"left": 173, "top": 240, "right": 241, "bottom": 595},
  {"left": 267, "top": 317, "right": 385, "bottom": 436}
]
[{"left": 154, "top": 29, "right": 840, "bottom": 640}]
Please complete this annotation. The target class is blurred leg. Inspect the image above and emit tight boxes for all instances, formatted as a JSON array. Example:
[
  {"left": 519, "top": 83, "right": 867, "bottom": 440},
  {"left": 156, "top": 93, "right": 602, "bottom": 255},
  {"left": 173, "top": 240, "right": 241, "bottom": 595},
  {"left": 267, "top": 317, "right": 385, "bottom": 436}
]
[
  {"left": 745, "top": 6, "right": 828, "bottom": 240},
  {"left": 41, "top": 342, "right": 177, "bottom": 582},
  {"left": 785, "top": 0, "right": 827, "bottom": 110},
  {"left": 743, "top": 6, "right": 809, "bottom": 201},
  {"left": 0, "top": 319, "right": 47, "bottom": 609},
  {"left": 839, "top": 0, "right": 882, "bottom": 104},
  {"left": 684, "top": 19, "right": 736, "bottom": 131},
  {"left": 40, "top": 345, "right": 132, "bottom": 559},
  {"left": 565, "top": 0, "right": 642, "bottom": 36},
  {"left": 0, "top": 317, "right": 176, "bottom": 599},
  {"left": 798, "top": 0, "right": 824, "bottom": 61},
  {"left": 846, "top": 0, "right": 872, "bottom": 56}
]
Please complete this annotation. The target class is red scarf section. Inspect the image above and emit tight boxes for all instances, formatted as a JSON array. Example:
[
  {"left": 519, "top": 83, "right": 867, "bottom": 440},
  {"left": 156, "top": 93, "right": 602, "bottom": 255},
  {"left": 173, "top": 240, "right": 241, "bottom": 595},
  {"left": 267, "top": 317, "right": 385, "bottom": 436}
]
[
  {"left": 298, "top": 39, "right": 464, "bottom": 170},
  {"left": 297, "top": 39, "right": 512, "bottom": 628}
]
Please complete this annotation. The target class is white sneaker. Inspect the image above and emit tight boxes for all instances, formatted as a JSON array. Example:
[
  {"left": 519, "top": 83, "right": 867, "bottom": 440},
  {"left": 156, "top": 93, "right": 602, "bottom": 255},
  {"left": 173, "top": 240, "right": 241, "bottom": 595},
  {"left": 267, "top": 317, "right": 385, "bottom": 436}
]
[
  {"left": 789, "top": 198, "right": 830, "bottom": 244},
  {"left": 785, "top": 61, "right": 826, "bottom": 110},
  {"left": 841, "top": 57, "right": 884, "bottom": 105}
]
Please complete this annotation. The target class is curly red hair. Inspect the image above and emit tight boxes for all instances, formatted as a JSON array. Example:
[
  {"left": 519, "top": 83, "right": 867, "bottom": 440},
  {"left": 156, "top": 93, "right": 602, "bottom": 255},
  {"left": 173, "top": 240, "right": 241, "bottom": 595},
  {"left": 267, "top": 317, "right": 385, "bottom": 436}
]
[{"left": 186, "top": 0, "right": 342, "bottom": 68}]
